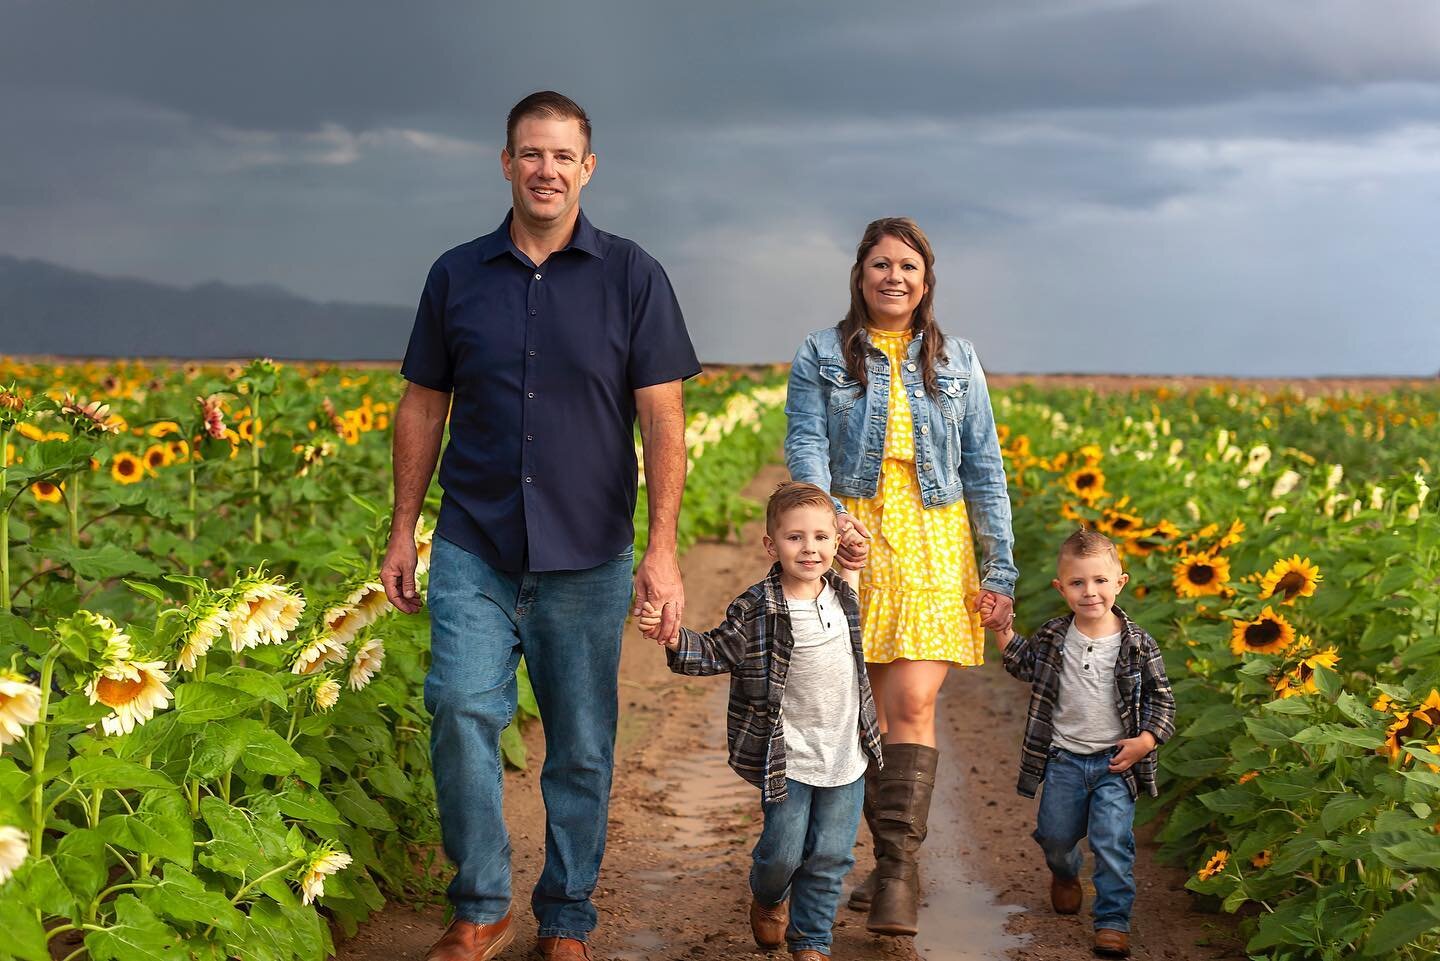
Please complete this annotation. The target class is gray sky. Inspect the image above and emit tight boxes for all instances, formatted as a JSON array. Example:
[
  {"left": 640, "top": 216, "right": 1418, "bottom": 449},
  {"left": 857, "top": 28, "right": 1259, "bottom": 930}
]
[{"left": 3, "top": 0, "right": 1438, "bottom": 374}]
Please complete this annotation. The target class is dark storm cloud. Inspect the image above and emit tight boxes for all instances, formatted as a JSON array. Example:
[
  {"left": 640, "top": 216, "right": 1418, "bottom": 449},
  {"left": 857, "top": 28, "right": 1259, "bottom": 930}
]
[{"left": 1, "top": 0, "right": 1438, "bottom": 373}]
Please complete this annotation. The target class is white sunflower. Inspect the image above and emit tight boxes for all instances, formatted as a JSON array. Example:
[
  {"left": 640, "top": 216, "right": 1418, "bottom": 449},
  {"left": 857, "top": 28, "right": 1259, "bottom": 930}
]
[
  {"left": 0, "top": 825, "right": 28, "bottom": 884},
  {"left": 348, "top": 638, "right": 385, "bottom": 691},
  {"left": 85, "top": 659, "right": 173, "bottom": 737},
  {"left": 0, "top": 672, "right": 43, "bottom": 746},
  {"left": 299, "top": 849, "right": 352, "bottom": 905}
]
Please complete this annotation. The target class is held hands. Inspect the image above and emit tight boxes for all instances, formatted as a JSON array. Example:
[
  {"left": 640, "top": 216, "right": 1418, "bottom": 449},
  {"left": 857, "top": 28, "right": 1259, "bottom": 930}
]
[
  {"left": 1109, "top": 732, "right": 1158, "bottom": 773},
  {"left": 638, "top": 601, "right": 680, "bottom": 650},
  {"left": 836, "top": 514, "right": 871, "bottom": 571},
  {"left": 969, "top": 589, "right": 1016, "bottom": 643},
  {"left": 632, "top": 547, "right": 684, "bottom": 646}
]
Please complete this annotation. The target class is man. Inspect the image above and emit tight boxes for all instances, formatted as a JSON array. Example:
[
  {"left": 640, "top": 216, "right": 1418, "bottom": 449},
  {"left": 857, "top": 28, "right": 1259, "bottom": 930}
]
[{"left": 381, "top": 90, "right": 700, "bottom": 961}]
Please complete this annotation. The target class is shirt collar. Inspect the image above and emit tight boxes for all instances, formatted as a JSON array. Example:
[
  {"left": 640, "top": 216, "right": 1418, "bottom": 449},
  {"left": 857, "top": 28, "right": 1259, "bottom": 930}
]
[{"left": 476, "top": 209, "right": 604, "bottom": 264}]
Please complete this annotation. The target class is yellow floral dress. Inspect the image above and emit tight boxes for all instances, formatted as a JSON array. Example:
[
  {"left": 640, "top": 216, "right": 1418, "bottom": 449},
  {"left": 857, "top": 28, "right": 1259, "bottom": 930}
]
[{"left": 841, "top": 327, "right": 986, "bottom": 667}]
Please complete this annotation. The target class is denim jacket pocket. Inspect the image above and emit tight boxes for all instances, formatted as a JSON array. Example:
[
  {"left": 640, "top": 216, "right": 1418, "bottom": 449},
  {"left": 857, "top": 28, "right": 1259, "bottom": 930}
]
[
  {"left": 819, "top": 362, "right": 862, "bottom": 414},
  {"left": 936, "top": 372, "right": 970, "bottom": 428}
]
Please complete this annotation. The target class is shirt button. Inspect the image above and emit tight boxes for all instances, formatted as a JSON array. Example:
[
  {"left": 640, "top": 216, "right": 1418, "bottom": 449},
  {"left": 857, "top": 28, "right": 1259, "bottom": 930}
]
[
  {"left": 913, "top": 388, "right": 923, "bottom": 398},
  {"left": 525, "top": 476, "right": 533, "bottom": 483},
  {"left": 526, "top": 434, "right": 533, "bottom": 441},
  {"left": 907, "top": 363, "right": 917, "bottom": 371},
  {"left": 527, "top": 391, "right": 535, "bottom": 398},
  {"left": 528, "top": 349, "right": 536, "bottom": 356},
  {"left": 920, "top": 425, "right": 929, "bottom": 434},
  {"left": 529, "top": 308, "right": 537, "bottom": 316},
  {"left": 534, "top": 273, "right": 542, "bottom": 280},
  {"left": 923, "top": 462, "right": 932, "bottom": 470}
]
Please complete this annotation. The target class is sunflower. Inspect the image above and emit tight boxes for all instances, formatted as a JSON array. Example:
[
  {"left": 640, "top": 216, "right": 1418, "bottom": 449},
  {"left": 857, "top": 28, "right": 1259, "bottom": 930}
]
[
  {"left": 1258, "top": 556, "right": 1321, "bottom": 605},
  {"left": 292, "top": 633, "right": 349, "bottom": 676},
  {"left": 227, "top": 576, "right": 306, "bottom": 651},
  {"left": 198, "top": 395, "right": 226, "bottom": 439},
  {"left": 143, "top": 443, "right": 173, "bottom": 472},
  {"left": 1382, "top": 690, "right": 1440, "bottom": 761},
  {"left": 110, "top": 451, "right": 144, "bottom": 485},
  {"left": 146, "top": 420, "right": 181, "bottom": 438},
  {"left": 1237, "top": 771, "right": 1259, "bottom": 784},
  {"left": 0, "top": 672, "right": 44, "bottom": 745},
  {"left": 350, "top": 582, "right": 393, "bottom": 626},
  {"left": 1251, "top": 850, "right": 1272, "bottom": 870},
  {"left": 59, "top": 395, "right": 122, "bottom": 435},
  {"left": 0, "top": 825, "right": 28, "bottom": 884},
  {"left": 1275, "top": 640, "right": 1340, "bottom": 699},
  {"left": 1173, "top": 552, "right": 1231, "bottom": 599},
  {"left": 1197, "top": 849, "right": 1229, "bottom": 881},
  {"left": 299, "top": 848, "right": 352, "bottom": 905},
  {"left": 167, "top": 439, "right": 190, "bottom": 462},
  {"left": 31, "top": 481, "right": 63, "bottom": 504},
  {"left": 354, "top": 407, "right": 374, "bottom": 431},
  {"left": 176, "top": 604, "right": 231, "bottom": 671},
  {"left": 1229, "top": 606, "right": 1296, "bottom": 656},
  {"left": 348, "top": 638, "right": 385, "bottom": 691},
  {"left": 1065, "top": 467, "right": 1107, "bottom": 504},
  {"left": 16, "top": 422, "right": 45, "bottom": 441},
  {"left": 415, "top": 518, "right": 435, "bottom": 577},
  {"left": 1099, "top": 508, "right": 1144, "bottom": 539},
  {"left": 1077, "top": 443, "right": 1103, "bottom": 466},
  {"left": 1216, "top": 520, "right": 1246, "bottom": 550},
  {"left": 237, "top": 417, "right": 261, "bottom": 443},
  {"left": 85, "top": 659, "right": 173, "bottom": 737},
  {"left": 313, "top": 678, "right": 341, "bottom": 712}
]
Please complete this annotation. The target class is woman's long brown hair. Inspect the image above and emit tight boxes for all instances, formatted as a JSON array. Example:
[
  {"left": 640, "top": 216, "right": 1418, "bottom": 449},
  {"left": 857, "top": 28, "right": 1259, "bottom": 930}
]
[{"left": 837, "top": 217, "right": 948, "bottom": 394}]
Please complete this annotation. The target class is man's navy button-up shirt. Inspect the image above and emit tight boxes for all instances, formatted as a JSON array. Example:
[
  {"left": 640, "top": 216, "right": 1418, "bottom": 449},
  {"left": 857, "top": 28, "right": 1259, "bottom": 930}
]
[{"left": 401, "top": 210, "right": 701, "bottom": 573}]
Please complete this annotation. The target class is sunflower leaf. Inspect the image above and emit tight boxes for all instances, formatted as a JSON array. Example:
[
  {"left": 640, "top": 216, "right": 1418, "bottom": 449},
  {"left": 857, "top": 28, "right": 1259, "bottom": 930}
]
[
  {"left": 69, "top": 756, "right": 176, "bottom": 791},
  {"left": 42, "top": 542, "right": 162, "bottom": 581},
  {"left": 173, "top": 681, "right": 257, "bottom": 724},
  {"left": 84, "top": 895, "right": 183, "bottom": 961},
  {"left": 0, "top": 895, "right": 50, "bottom": 961},
  {"left": 54, "top": 828, "right": 106, "bottom": 903},
  {"left": 141, "top": 864, "right": 245, "bottom": 931},
  {"left": 1362, "top": 898, "right": 1440, "bottom": 956}
]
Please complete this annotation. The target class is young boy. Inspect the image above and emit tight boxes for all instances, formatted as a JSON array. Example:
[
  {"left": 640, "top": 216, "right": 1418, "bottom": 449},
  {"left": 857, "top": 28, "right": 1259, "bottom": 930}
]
[
  {"left": 991, "top": 528, "right": 1176, "bottom": 959},
  {"left": 639, "top": 481, "right": 883, "bottom": 961}
]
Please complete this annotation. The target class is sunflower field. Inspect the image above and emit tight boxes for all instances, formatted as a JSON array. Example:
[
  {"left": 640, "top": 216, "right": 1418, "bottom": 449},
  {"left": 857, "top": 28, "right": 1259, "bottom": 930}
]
[
  {"left": 0, "top": 358, "right": 789, "bottom": 961},
  {"left": 996, "top": 382, "right": 1440, "bottom": 960}
]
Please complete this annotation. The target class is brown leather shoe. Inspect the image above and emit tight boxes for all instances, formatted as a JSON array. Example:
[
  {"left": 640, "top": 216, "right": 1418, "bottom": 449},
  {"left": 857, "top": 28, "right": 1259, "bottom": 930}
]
[
  {"left": 425, "top": 913, "right": 515, "bottom": 961},
  {"left": 1094, "top": 928, "right": 1131, "bottom": 958},
  {"left": 534, "top": 937, "right": 594, "bottom": 960},
  {"left": 1050, "top": 872, "right": 1082, "bottom": 915},
  {"left": 750, "top": 897, "right": 789, "bottom": 949},
  {"left": 791, "top": 952, "right": 827, "bottom": 961}
]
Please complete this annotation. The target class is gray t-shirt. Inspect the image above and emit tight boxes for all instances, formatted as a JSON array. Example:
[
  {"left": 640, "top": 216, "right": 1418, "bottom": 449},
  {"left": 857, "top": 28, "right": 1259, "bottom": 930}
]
[
  {"left": 782, "top": 584, "right": 869, "bottom": 787},
  {"left": 1050, "top": 621, "right": 1126, "bottom": 756}
]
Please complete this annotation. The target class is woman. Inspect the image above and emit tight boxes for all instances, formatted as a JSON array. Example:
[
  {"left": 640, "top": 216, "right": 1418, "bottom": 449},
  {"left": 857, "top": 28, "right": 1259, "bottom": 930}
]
[{"left": 784, "top": 217, "right": 1017, "bottom": 937}]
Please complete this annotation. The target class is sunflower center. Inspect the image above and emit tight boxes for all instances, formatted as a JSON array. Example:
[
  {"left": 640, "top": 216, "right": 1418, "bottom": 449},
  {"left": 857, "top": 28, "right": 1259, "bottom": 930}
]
[
  {"left": 1244, "top": 620, "right": 1281, "bottom": 648},
  {"left": 1276, "top": 571, "right": 1306, "bottom": 599},
  {"left": 118, "top": 460, "right": 136, "bottom": 476},
  {"left": 1187, "top": 564, "right": 1215, "bottom": 586},
  {"left": 95, "top": 675, "right": 145, "bottom": 706},
  {"left": 1077, "top": 474, "right": 1095, "bottom": 489}
]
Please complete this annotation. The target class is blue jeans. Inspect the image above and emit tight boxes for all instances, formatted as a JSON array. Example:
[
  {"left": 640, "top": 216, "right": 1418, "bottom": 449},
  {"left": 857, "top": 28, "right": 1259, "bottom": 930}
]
[
  {"left": 425, "top": 536, "right": 633, "bottom": 940},
  {"left": 750, "top": 777, "right": 865, "bottom": 955},
  {"left": 1033, "top": 747, "right": 1137, "bottom": 932}
]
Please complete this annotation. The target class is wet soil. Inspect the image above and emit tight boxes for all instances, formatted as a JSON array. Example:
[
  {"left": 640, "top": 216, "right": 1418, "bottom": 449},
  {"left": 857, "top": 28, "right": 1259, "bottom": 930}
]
[{"left": 336, "top": 461, "right": 1245, "bottom": 961}]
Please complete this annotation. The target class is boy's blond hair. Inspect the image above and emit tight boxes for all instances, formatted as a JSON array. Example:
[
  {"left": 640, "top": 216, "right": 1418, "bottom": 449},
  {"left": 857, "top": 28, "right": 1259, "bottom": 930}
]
[
  {"left": 1057, "top": 527, "right": 1121, "bottom": 568},
  {"left": 766, "top": 481, "right": 838, "bottom": 534}
]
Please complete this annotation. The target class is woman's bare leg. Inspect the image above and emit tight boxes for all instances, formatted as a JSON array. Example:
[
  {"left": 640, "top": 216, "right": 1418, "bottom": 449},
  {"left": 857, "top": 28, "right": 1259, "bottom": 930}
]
[{"left": 872, "top": 659, "right": 949, "bottom": 747}]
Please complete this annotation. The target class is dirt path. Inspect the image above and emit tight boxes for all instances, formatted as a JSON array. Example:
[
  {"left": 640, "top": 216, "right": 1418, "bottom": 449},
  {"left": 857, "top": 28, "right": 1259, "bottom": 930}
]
[{"left": 337, "top": 461, "right": 1244, "bottom": 961}]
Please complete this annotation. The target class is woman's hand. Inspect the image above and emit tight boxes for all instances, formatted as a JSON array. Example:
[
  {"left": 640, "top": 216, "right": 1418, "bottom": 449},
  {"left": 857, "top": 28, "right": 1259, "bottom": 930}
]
[
  {"left": 836, "top": 514, "right": 871, "bottom": 571},
  {"left": 974, "top": 589, "right": 1014, "bottom": 631}
]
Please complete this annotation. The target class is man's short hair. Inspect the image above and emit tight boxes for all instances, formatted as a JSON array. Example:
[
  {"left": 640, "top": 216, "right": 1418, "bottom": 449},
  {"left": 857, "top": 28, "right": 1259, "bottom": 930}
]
[
  {"left": 766, "top": 481, "right": 837, "bottom": 534},
  {"left": 1058, "top": 527, "right": 1121, "bottom": 568},
  {"left": 506, "top": 91, "right": 592, "bottom": 155}
]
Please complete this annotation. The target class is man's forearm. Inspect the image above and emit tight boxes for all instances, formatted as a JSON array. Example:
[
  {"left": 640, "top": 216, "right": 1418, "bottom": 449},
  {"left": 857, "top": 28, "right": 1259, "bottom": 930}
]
[
  {"left": 390, "top": 397, "right": 447, "bottom": 537},
  {"left": 639, "top": 395, "right": 686, "bottom": 552}
]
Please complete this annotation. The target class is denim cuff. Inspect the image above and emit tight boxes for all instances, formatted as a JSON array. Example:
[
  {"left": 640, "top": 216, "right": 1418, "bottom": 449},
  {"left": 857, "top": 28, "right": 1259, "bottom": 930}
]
[{"left": 536, "top": 928, "right": 590, "bottom": 941}]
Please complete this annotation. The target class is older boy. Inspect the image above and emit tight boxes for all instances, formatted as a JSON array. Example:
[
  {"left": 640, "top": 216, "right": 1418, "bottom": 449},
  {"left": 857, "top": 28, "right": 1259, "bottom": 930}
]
[
  {"left": 640, "top": 481, "right": 883, "bottom": 961},
  {"left": 992, "top": 529, "right": 1176, "bottom": 959}
]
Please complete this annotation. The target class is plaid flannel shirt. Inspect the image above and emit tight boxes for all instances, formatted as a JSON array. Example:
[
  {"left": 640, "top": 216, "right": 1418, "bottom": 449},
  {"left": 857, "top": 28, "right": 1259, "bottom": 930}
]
[
  {"left": 1002, "top": 605, "right": 1176, "bottom": 800},
  {"left": 666, "top": 564, "right": 884, "bottom": 804}
]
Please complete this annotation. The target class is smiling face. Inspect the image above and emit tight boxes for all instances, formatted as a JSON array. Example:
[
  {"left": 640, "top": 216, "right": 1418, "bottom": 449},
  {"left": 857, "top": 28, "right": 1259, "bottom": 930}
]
[
  {"left": 859, "top": 233, "right": 929, "bottom": 330},
  {"left": 764, "top": 502, "right": 839, "bottom": 594},
  {"left": 502, "top": 115, "right": 595, "bottom": 234},
  {"left": 1053, "top": 551, "right": 1129, "bottom": 625}
]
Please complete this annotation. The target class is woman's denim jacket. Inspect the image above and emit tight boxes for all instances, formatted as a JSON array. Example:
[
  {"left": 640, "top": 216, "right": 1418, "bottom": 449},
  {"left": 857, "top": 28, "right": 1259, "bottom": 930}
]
[{"left": 784, "top": 325, "right": 1018, "bottom": 597}]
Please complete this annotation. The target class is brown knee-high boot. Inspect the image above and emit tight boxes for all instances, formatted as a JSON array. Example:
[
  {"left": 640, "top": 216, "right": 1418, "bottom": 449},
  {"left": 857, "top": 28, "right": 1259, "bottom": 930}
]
[
  {"left": 847, "top": 747, "right": 884, "bottom": 910},
  {"left": 866, "top": 742, "right": 939, "bottom": 936}
]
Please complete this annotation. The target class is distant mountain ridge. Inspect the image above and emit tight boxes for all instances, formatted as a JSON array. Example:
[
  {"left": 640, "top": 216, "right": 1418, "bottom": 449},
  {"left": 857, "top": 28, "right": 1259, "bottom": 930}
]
[{"left": 0, "top": 256, "right": 411, "bottom": 360}]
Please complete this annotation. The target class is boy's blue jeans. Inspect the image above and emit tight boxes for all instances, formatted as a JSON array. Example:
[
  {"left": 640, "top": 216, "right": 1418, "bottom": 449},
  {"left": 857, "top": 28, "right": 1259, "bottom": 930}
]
[
  {"left": 1033, "top": 746, "right": 1137, "bottom": 932},
  {"left": 751, "top": 776, "right": 865, "bottom": 955},
  {"left": 424, "top": 536, "right": 633, "bottom": 941}
]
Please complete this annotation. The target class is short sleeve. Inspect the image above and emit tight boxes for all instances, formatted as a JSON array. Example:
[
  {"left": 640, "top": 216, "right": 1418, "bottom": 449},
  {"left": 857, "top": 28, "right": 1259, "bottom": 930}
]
[
  {"left": 400, "top": 261, "right": 454, "bottom": 392},
  {"left": 626, "top": 252, "right": 701, "bottom": 389}
]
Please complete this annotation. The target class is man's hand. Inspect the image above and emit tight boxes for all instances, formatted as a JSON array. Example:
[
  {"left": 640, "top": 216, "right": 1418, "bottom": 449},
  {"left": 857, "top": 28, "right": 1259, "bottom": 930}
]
[
  {"left": 638, "top": 601, "right": 679, "bottom": 650},
  {"left": 1109, "top": 732, "right": 1157, "bottom": 773},
  {"left": 975, "top": 589, "right": 1014, "bottom": 631},
  {"left": 836, "top": 514, "right": 871, "bottom": 571},
  {"left": 633, "top": 546, "right": 685, "bottom": 645},
  {"left": 380, "top": 535, "right": 423, "bottom": 614}
]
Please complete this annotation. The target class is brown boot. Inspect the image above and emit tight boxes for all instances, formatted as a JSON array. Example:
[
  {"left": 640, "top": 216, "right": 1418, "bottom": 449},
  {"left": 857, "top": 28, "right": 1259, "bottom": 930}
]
[
  {"left": 534, "top": 937, "right": 594, "bottom": 960},
  {"left": 1094, "top": 928, "right": 1131, "bottom": 958},
  {"left": 866, "top": 743, "right": 939, "bottom": 937},
  {"left": 847, "top": 749, "right": 883, "bottom": 910},
  {"left": 791, "top": 952, "right": 827, "bottom": 961},
  {"left": 750, "top": 897, "right": 789, "bottom": 949},
  {"left": 1050, "top": 872, "right": 1082, "bottom": 915},
  {"left": 426, "top": 913, "right": 515, "bottom": 961}
]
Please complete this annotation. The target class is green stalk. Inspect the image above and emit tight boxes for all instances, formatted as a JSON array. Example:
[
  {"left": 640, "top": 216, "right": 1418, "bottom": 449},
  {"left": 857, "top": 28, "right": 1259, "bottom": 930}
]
[
  {"left": 67, "top": 471, "right": 81, "bottom": 547},
  {"left": 28, "top": 650, "right": 58, "bottom": 859},
  {"left": 250, "top": 394, "right": 262, "bottom": 545},
  {"left": 1, "top": 424, "right": 11, "bottom": 612},
  {"left": 186, "top": 461, "right": 197, "bottom": 601}
]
